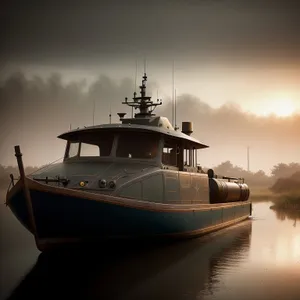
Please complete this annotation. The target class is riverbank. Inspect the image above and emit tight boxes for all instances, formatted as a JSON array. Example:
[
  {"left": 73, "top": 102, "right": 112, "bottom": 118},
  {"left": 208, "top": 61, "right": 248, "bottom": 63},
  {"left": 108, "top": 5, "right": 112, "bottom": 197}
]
[{"left": 250, "top": 186, "right": 300, "bottom": 211}]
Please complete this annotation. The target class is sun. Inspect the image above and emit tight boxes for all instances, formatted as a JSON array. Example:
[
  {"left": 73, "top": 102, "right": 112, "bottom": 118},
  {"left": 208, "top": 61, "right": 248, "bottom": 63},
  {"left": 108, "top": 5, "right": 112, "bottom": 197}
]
[{"left": 260, "top": 98, "right": 295, "bottom": 117}]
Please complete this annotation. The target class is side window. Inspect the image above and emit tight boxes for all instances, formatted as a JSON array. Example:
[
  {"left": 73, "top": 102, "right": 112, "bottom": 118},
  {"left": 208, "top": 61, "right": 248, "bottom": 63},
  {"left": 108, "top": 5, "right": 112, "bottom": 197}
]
[
  {"left": 162, "top": 139, "right": 178, "bottom": 167},
  {"left": 184, "top": 149, "right": 190, "bottom": 166},
  {"left": 184, "top": 147, "right": 197, "bottom": 167}
]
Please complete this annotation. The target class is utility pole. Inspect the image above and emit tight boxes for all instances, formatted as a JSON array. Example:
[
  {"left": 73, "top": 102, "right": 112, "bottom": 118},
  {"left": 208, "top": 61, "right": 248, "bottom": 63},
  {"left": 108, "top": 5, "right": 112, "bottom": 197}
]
[{"left": 247, "top": 146, "right": 250, "bottom": 172}]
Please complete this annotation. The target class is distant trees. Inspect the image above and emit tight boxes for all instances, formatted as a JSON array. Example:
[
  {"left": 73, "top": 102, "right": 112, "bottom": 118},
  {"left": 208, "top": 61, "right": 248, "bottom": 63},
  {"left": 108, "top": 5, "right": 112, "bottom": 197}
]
[
  {"left": 207, "top": 160, "right": 300, "bottom": 190},
  {"left": 270, "top": 171, "right": 300, "bottom": 194},
  {"left": 209, "top": 160, "right": 273, "bottom": 187},
  {"left": 271, "top": 163, "right": 300, "bottom": 179}
]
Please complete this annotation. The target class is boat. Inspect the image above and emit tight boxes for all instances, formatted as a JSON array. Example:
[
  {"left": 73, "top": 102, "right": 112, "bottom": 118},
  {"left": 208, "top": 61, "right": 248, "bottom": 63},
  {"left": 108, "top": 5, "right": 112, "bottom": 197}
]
[{"left": 6, "top": 73, "right": 251, "bottom": 252}]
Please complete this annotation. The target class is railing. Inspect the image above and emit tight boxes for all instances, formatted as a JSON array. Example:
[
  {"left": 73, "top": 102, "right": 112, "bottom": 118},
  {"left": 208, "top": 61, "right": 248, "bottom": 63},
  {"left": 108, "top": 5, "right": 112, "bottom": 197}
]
[
  {"left": 6, "top": 156, "right": 65, "bottom": 194},
  {"left": 217, "top": 175, "right": 245, "bottom": 184},
  {"left": 32, "top": 176, "right": 69, "bottom": 187},
  {"left": 207, "top": 168, "right": 245, "bottom": 183}
]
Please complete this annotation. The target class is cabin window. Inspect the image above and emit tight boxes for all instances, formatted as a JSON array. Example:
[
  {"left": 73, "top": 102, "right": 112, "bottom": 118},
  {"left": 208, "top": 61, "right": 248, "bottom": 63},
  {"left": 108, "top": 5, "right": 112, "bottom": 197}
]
[
  {"left": 162, "top": 139, "right": 179, "bottom": 167},
  {"left": 66, "top": 133, "right": 114, "bottom": 159},
  {"left": 116, "top": 132, "right": 159, "bottom": 159},
  {"left": 79, "top": 133, "right": 114, "bottom": 157},
  {"left": 184, "top": 147, "right": 197, "bottom": 167},
  {"left": 184, "top": 149, "right": 190, "bottom": 166},
  {"left": 80, "top": 143, "right": 100, "bottom": 157}
]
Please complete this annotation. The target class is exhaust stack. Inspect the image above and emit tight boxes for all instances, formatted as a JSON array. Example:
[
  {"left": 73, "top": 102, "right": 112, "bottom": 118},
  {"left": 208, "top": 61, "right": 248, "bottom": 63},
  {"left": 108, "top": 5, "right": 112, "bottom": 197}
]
[{"left": 182, "top": 122, "right": 193, "bottom": 136}]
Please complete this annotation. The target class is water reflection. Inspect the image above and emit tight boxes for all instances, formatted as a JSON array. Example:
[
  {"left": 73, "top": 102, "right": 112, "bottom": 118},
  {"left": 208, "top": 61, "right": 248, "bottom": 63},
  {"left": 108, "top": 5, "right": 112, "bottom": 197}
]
[
  {"left": 3, "top": 200, "right": 300, "bottom": 300},
  {"left": 271, "top": 207, "right": 300, "bottom": 225},
  {"left": 7, "top": 222, "right": 252, "bottom": 300}
]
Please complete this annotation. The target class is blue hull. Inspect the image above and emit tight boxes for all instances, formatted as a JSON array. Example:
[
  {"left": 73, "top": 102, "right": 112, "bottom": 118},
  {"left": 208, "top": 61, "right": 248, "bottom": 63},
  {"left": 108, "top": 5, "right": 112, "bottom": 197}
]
[{"left": 7, "top": 179, "right": 251, "bottom": 251}]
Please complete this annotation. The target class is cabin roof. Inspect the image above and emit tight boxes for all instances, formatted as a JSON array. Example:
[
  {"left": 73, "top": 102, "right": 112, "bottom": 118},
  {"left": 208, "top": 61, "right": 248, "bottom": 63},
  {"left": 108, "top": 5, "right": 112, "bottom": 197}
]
[{"left": 58, "top": 123, "right": 209, "bottom": 149}]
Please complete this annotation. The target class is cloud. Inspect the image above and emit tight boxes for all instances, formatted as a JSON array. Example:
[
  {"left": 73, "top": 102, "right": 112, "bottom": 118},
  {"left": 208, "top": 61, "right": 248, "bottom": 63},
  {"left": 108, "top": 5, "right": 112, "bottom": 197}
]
[{"left": 0, "top": 71, "right": 299, "bottom": 173}]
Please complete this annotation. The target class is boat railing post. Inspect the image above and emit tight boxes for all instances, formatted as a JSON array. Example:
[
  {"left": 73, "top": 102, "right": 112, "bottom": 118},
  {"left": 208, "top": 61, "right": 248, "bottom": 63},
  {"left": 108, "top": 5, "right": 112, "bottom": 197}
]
[{"left": 14, "top": 145, "right": 38, "bottom": 241}]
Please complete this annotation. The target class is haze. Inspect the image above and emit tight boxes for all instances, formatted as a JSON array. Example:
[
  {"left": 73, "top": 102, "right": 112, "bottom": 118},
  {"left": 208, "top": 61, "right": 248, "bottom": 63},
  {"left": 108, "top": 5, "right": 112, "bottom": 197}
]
[{"left": 0, "top": 0, "right": 299, "bottom": 174}]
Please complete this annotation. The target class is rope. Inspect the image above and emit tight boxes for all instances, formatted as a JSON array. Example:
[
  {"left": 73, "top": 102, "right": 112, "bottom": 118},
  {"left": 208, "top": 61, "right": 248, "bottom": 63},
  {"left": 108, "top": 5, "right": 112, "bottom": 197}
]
[{"left": 28, "top": 156, "right": 64, "bottom": 175}]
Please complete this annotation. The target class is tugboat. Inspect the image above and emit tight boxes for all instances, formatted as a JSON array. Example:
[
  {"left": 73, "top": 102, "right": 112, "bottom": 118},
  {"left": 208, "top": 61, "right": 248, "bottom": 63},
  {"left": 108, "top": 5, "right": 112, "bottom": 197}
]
[{"left": 6, "top": 73, "right": 251, "bottom": 252}]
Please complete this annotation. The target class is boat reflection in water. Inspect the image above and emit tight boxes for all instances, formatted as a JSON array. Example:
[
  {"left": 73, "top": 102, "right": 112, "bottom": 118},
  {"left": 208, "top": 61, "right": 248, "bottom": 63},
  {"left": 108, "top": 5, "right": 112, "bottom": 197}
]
[{"left": 7, "top": 221, "right": 252, "bottom": 300}]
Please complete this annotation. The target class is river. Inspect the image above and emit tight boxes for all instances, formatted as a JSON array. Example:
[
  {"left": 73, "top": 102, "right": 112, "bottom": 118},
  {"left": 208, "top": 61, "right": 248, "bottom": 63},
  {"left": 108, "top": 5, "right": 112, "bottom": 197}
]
[{"left": 0, "top": 190, "right": 299, "bottom": 300}]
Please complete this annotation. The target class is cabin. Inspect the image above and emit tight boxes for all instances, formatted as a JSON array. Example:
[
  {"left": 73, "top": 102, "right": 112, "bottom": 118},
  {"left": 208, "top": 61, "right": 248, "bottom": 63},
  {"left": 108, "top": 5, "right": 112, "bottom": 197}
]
[
  {"left": 59, "top": 117, "right": 208, "bottom": 174},
  {"left": 56, "top": 118, "right": 210, "bottom": 204}
]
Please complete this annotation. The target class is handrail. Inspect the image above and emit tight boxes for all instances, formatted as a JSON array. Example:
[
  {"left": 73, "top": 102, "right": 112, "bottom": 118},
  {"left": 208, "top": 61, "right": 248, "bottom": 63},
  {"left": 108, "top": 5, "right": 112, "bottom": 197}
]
[
  {"left": 207, "top": 169, "right": 245, "bottom": 183},
  {"left": 32, "top": 176, "right": 69, "bottom": 187}
]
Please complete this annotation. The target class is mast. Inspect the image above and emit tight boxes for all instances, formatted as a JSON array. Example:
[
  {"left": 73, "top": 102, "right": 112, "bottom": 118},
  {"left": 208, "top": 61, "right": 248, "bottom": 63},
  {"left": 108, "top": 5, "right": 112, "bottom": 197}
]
[
  {"left": 92, "top": 98, "right": 95, "bottom": 126},
  {"left": 172, "top": 60, "right": 175, "bottom": 127},
  {"left": 122, "top": 73, "right": 162, "bottom": 118}
]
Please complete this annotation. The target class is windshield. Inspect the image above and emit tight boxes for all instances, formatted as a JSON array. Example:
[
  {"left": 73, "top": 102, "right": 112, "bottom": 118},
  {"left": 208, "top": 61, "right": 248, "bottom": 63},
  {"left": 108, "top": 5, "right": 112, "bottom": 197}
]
[
  {"left": 66, "top": 133, "right": 114, "bottom": 158},
  {"left": 116, "top": 132, "right": 160, "bottom": 159}
]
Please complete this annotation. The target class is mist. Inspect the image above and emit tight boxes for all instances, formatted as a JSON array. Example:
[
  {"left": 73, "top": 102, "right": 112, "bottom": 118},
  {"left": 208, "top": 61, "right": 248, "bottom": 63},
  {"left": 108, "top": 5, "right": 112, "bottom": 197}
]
[{"left": 0, "top": 72, "right": 299, "bottom": 174}]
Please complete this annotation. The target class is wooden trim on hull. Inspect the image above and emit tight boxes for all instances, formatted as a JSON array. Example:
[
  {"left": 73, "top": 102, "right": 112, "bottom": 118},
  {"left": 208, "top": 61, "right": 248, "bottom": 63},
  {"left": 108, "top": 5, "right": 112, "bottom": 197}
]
[
  {"left": 25, "top": 177, "right": 251, "bottom": 213},
  {"left": 36, "top": 215, "right": 249, "bottom": 252}
]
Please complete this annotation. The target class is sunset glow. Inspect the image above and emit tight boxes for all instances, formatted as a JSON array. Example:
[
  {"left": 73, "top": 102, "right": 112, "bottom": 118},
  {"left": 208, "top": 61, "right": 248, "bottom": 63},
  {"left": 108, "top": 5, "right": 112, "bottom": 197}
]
[{"left": 259, "top": 98, "right": 296, "bottom": 117}]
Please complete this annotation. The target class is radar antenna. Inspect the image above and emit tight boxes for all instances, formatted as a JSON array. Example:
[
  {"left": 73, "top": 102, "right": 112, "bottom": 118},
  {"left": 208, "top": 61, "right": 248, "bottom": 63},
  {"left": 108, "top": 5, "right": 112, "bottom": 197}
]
[{"left": 122, "top": 73, "right": 162, "bottom": 117}]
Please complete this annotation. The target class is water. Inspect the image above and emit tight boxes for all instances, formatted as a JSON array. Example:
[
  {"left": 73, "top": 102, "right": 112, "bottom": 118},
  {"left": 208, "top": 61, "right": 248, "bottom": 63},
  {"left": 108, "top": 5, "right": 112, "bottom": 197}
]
[{"left": 0, "top": 190, "right": 299, "bottom": 300}]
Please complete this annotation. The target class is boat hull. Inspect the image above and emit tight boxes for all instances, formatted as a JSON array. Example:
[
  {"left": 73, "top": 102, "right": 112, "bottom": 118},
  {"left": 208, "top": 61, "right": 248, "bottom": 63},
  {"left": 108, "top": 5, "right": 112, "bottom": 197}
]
[{"left": 6, "top": 178, "right": 252, "bottom": 251}]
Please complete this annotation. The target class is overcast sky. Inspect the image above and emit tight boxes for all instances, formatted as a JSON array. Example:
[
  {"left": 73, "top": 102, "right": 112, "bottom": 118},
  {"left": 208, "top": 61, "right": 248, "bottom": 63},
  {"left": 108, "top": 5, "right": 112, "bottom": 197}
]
[
  {"left": 0, "top": 0, "right": 299, "bottom": 171},
  {"left": 1, "top": 0, "right": 300, "bottom": 112}
]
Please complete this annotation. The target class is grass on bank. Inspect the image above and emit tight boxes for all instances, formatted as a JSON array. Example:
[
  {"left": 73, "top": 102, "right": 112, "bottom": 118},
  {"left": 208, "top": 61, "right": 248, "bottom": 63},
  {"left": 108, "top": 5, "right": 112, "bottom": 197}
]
[{"left": 269, "top": 192, "right": 300, "bottom": 211}]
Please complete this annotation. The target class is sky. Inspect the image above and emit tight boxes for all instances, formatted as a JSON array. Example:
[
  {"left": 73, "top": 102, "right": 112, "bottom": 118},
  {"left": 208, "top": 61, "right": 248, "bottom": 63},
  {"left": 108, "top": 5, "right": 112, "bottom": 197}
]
[{"left": 0, "top": 0, "right": 299, "bottom": 173}]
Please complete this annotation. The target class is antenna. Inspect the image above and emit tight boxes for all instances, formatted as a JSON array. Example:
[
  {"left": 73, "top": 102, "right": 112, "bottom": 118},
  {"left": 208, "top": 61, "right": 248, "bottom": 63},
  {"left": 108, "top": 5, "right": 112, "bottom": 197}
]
[
  {"left": 109, "top": 99, "right": 112, "bottom": 124},
  {"left": 92, "top": 98, "right": 96, "bottom": 126},
  {"left": 133, "top": 59, "right": 138, "bottom": 118},
  {"left": 135, "top": 59, "right": 138, "bottom": 93},
  {"left": 172, "top": 60, "right": 175, "bottom": 127},
  {"left": 144, "top": 57, "right": 147, "bottom": 74},
  {"left": 174, "top": 88, "right": 178, "bottom": 130}
]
